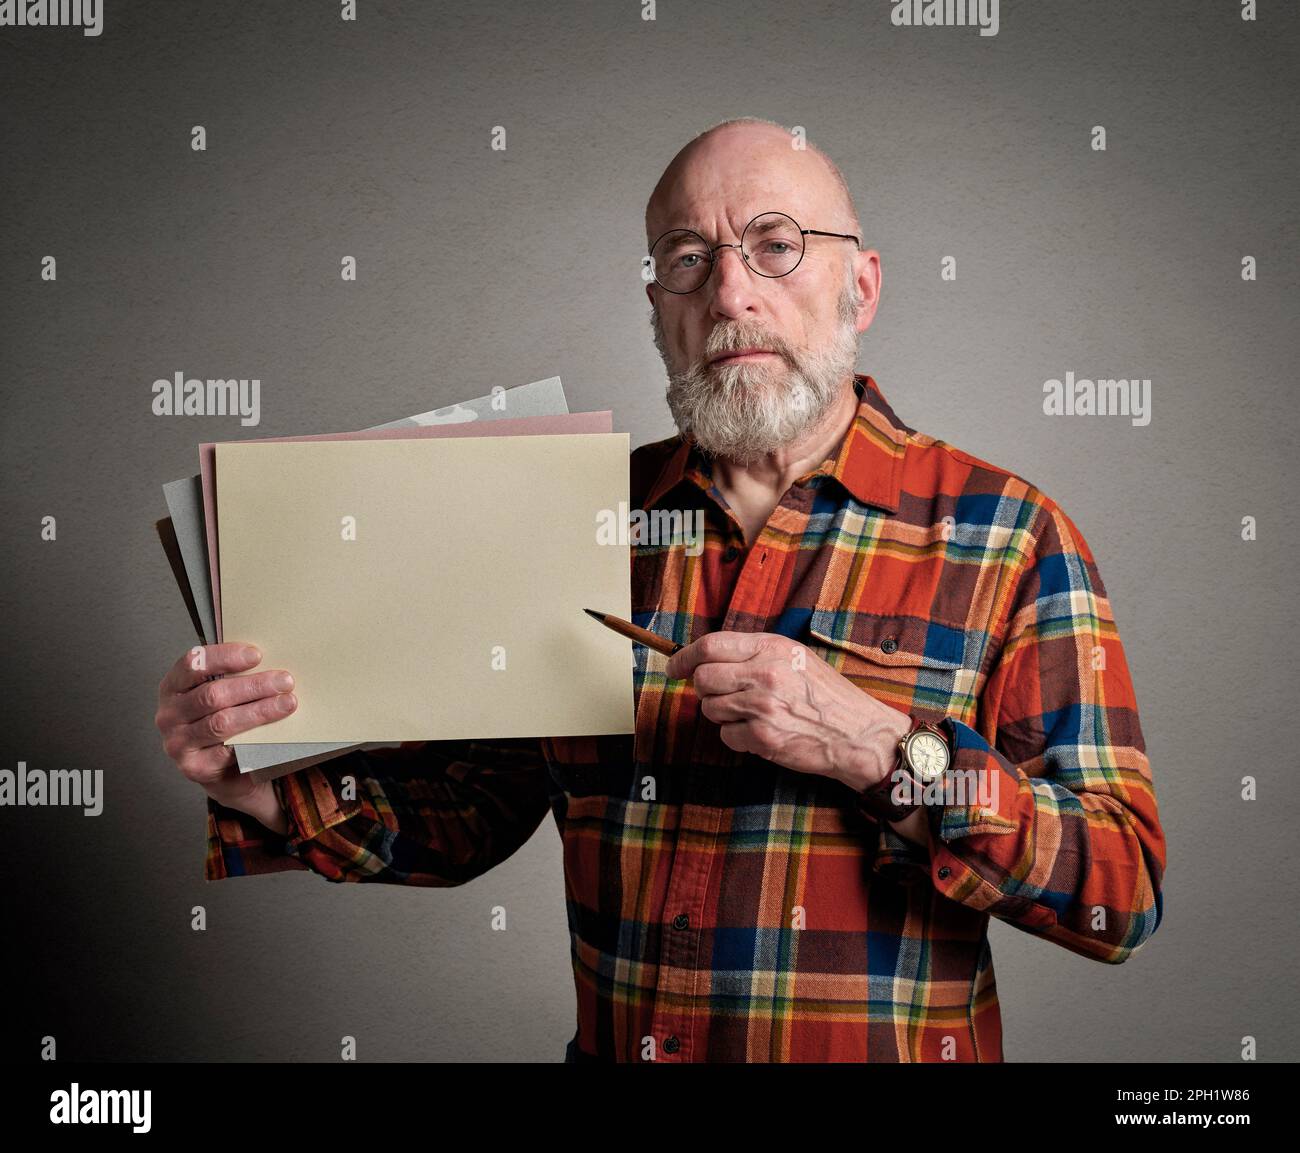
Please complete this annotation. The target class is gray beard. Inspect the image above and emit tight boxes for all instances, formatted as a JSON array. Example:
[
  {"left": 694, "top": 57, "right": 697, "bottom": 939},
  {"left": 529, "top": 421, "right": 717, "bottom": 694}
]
[{"left": 652, "top": 282, "right": 862, "bottom": 464}]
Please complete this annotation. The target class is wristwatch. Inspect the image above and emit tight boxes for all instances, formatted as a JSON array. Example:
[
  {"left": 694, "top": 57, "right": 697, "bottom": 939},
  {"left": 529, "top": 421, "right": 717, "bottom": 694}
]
[{"left": 854, "top": 717, "right": 952, "bottom": 823}]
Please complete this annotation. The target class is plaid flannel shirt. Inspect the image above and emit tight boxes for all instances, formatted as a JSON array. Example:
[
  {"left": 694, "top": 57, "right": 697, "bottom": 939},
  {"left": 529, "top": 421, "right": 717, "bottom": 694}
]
[{"left": 205, "top": 374, "right": 1166, "bottom": 1062}]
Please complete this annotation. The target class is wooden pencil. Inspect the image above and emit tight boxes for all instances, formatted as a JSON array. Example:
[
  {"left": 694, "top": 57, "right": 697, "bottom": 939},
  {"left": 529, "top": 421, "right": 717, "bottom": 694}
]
[{"left": 583, "top": 608, "right": 683, "bottom": 657}]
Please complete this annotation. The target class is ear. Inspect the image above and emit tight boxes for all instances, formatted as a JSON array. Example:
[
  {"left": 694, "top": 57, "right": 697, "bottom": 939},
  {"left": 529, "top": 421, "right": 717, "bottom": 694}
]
[
  {"left": 645, "top": 281, "right": 657, "bottom": 307},
  {"left": 851, "top": 249, "right": 882, "bottom": 336}
]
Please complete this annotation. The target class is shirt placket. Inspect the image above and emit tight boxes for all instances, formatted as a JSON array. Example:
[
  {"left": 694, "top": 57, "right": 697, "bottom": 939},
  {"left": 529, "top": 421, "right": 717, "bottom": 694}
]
[{"left": 647, "top": 480, "right": 789, "bottom": 1062}]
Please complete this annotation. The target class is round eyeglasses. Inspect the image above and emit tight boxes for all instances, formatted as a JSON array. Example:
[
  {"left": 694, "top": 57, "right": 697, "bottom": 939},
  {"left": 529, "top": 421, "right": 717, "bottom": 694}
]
[{"left": 647, "top": 211, "right": 860, "bottom": 294}]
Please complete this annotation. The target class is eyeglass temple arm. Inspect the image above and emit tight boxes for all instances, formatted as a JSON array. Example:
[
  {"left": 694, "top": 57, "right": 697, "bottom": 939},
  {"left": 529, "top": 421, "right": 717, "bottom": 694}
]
[{"left": 801, "top": 229, "right": 861, "bottom": 246}]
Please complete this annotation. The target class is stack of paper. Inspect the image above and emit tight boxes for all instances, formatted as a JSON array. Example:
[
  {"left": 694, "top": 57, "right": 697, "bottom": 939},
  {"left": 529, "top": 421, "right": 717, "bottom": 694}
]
[{"left": 156, "top": 377, "right": 634, "bottom": 781}]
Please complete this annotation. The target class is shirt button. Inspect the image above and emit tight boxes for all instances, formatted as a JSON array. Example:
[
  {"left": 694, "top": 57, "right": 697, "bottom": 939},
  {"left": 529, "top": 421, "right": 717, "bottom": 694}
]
[
  {"left": 937, "top": 866, "right": 951, "bottom": 880},
  {"left": 672, "top": 913, "right": 689, "bottom": 930},
  {"left": 881, "top": 637, "right": 898, "bottom": 654},
  {"left": 663, "top": 1036, "right": 680, "bottom": 1054},
  {"left": 722, "top": 546, "right": 739, "bottom": 562}
]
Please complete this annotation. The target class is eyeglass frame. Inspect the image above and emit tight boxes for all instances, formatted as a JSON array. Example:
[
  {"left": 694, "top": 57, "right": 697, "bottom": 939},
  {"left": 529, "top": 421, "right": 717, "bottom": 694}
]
[{"left": 646, "top": 211, "right": 861, "bottom": 295}]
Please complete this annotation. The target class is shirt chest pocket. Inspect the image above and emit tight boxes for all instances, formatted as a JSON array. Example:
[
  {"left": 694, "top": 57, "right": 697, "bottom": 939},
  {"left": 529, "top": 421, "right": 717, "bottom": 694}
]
[{"left": 802, "top": 611, "right": 971, "bottom": 724}]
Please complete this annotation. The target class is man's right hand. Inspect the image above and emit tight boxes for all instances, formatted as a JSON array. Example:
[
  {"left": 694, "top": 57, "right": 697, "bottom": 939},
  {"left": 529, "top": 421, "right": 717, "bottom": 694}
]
[{"left": 155, "top": 643, "right": 298, "bottom": 835}]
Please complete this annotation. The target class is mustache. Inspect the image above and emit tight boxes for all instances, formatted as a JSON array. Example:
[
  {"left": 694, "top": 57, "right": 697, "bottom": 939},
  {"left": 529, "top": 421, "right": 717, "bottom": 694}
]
[{"left": 700, "top": 330, "right": 790, "bottom": 367}]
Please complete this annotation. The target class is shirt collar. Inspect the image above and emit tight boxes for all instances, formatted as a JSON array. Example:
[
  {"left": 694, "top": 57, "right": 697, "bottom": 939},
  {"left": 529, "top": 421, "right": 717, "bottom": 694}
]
[{"left": 639, "top": 373, "right": 909, "bottom": 515}]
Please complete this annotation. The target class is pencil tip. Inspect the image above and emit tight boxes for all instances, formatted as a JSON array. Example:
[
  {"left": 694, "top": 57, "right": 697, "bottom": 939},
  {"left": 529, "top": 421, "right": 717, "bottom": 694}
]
[{"left": 583, "top": 608, "right": 602, "bottom": 620}]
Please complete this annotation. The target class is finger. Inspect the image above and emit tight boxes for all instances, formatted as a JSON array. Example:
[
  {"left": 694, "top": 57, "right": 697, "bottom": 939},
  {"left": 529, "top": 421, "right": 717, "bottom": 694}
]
[
  {"left": 699, "top": 689, "right": 767, "bottom": 724},
  {"left": 168, "top": 668, "right": 296, "bottom": 725},
  {"left": 692, "top": 659, "right": 760, "bottom": 697},
  {"left": 162, "top": 642, "right": 264, "bottom": 696},
  {"left": 664, "top": 631, "right": 768, "bottom": 680},
  {"left": 717, "top": 720, "right": 757, "bottom": 755},
  {"left": 174, "top": 742, "right": 238, "bottom": 788},
  {"left": 178, "top": 691, "right": 298, "bottom": 751}
]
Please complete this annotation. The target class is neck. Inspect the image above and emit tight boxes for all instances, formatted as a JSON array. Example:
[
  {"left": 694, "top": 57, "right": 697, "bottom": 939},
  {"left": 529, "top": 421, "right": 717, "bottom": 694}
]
[
  {"left": 712, "top": 376, "right": 859, "bottom": 498},
  {"left": 711, "top": 376, "right": 860, "bottom": 546}
]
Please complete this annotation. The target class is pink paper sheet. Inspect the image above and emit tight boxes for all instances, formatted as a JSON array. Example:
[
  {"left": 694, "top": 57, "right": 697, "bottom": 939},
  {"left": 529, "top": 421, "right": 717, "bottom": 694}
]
[{"left": 201, "top": 411, "right": 615, "bottom": 641}]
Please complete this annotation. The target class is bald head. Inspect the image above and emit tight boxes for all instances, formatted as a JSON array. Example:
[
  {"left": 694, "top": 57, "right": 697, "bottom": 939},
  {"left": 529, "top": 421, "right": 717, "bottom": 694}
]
[{"left": 644, "top": 118, "right": 861, "bottom": 250}]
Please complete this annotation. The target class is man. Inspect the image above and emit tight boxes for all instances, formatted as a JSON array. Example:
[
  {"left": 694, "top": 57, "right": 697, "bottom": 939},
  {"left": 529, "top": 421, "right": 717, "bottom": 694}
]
[{"left": 154, "top": 117, "right": 1166, "bottom": 1062}]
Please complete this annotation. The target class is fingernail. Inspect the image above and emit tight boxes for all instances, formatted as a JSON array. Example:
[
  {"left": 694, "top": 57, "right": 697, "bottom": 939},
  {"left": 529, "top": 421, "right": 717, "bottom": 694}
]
[
  {"left": 279, "top": 692, "right": 297, "bottom": 711},
  {"left": 273, "top": 672, "right": 294, "bottom": 691},
  {"left": 243, "top": 646, "right": 261, "bottom": 663}
]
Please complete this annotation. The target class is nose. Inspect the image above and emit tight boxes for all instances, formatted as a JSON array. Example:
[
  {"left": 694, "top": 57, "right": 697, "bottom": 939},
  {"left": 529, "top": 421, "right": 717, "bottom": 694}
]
[{"left": 706, "top": 244, "right": 761, "bottom": 320}]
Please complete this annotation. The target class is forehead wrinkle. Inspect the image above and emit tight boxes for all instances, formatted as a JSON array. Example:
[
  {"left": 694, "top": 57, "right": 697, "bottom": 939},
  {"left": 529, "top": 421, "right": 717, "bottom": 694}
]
[{"left": 651, "top": 177, "right": 822, "bottom": 251}]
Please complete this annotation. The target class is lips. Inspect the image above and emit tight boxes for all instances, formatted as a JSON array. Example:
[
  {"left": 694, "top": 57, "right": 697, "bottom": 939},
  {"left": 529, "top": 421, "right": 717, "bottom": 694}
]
[{"left": 709, "top": 348, "right": 778, "bottom": 366}]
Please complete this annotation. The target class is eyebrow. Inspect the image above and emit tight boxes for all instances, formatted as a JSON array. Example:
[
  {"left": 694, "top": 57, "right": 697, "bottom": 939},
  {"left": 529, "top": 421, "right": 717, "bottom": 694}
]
[
  {"left": 656, "top": 216, "right": 804, "bottom": 248},
  {"left": 655, "top": 231, "right": 710, "bottom": 253},
  {"left": 746, "top": 216, "right": 794, "bottom": 236}
]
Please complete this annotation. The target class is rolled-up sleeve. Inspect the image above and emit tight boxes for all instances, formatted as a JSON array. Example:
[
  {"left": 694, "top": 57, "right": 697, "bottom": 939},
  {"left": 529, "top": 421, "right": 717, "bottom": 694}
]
[
  {"left": 205, "top": 737, "right": 553, "bottom": 886},
  {"left": 205, "top": 793, "right": 302, "bottom": 879}
]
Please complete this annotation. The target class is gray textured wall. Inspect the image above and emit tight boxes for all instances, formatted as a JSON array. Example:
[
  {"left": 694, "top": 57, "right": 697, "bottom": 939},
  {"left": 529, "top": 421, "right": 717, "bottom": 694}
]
[{"left": 2, "top": 0, "right": 1296, "bottom": 1063}]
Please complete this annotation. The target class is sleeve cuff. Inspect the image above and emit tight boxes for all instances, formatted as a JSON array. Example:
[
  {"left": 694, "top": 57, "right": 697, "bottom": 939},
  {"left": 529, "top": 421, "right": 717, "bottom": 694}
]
[
  {"left": 920, "top": 719, "right": 1055, "bottom": 926},
  {"left": 204, "top": 793, "right": 305, "bottom": 881},
  {"left": 927, "top": 717, "right": 1020, "bottom": 842},
  {"left": 863, "top": 718, "right": 1021, "bottom": 894},
  {"left": 272, "top": 761, "right": 368, "bottom": 847}
]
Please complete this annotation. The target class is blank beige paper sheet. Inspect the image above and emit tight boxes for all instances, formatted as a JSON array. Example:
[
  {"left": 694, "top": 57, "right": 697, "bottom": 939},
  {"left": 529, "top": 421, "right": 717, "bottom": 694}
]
[{"left": 216, "top": 433, "right": 633, "bottom": 743}]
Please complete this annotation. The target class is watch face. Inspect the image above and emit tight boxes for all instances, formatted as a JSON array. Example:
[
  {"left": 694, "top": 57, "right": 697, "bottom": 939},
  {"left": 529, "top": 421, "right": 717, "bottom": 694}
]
[{"left": 907, "top": 729, "right": 949, "bottom": 782}]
